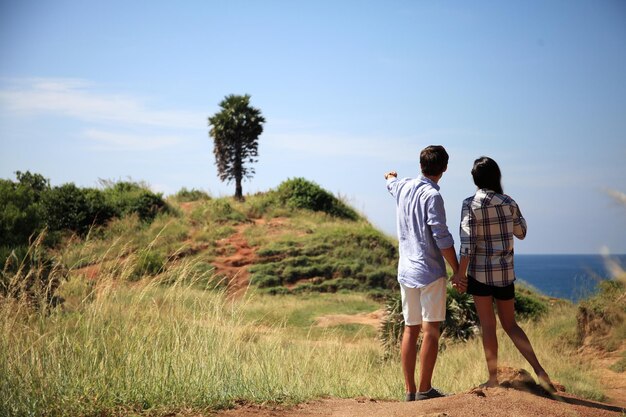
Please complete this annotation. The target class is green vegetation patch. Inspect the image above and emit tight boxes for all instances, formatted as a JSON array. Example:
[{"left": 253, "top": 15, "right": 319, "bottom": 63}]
[
  {"left": 249, "top": 222, "right": 397, "bottom": 294},
  {"left": 276, "top": 177, "right": 359, "bottom": 220},
  {"left": 243, "top": 292, "right": 380, "bottom": 336},
  {"left": 577, "top": 279, "right": 626, "bottom": 351},
  {"left": 171, "top": 187, "right": 211, "bottom": 202}
]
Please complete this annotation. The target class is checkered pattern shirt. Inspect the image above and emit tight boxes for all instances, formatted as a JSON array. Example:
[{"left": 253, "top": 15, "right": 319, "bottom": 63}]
[{"left": 459, "top": 189, "right": 527, "bottom": 287}]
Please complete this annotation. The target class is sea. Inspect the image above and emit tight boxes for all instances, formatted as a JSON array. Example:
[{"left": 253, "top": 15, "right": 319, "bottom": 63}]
[{"left": 514, "top": 254, "right": 626, "bottom": 302}]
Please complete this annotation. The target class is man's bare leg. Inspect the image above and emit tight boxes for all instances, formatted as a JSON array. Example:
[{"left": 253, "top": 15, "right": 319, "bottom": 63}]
[
  {"left": 401, "top": 324, "right": 421, "bottom": 394},
  {"left": 418, "top": 321, "right": 441, "bottom": 392}
]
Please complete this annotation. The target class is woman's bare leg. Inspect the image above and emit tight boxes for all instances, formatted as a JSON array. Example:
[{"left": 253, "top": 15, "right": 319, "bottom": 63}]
[
  {"left": 495, "top": 298, "right": 554, "bottom": 390},
  {"left": 473, "top": 295, "right": 499, "bottom": 386}
]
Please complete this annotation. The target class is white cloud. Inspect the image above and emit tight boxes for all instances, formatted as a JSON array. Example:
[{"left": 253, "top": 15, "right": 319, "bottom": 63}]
[{"left": 0, "top": 77, "right": 205, "bottom": 130}]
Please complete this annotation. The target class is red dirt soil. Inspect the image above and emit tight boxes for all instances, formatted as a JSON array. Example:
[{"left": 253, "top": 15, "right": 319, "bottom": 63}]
[{"left": 212, "top": 222, "right": 258, "bottom": 299}]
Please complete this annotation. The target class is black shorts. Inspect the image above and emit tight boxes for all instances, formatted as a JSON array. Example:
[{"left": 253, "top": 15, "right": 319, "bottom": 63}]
[{"left": 466, "top": 275, "right": 515, "bottom": 300}]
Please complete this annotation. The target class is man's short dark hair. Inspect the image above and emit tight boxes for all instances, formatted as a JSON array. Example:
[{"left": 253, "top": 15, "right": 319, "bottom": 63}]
[{"left": 420, "top": 145, "right": 449, "bottom": 176}]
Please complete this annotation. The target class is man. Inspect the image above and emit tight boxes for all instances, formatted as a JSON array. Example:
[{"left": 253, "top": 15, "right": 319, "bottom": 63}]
[{"left": 385, "top": 145, "right": 464, "bottom": 401}]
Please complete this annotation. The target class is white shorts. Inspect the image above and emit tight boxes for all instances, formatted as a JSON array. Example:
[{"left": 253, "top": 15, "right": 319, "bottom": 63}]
[{"left": 400, "top": 277, "right": 447, "bottom": 326}]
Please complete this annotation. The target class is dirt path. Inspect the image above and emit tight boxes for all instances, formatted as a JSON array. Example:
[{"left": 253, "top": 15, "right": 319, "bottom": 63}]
[
  {"left": 216, "top": 390, "right": 624, "bottom": 417},
  {"left": 585, "top": 345, "right": 626, "bottom": 408},
  {"left": 210, "top": 217, "right": 294, "bottom": 298},
  {"left": 314, "top": 309, "right": 385, "bottom": 328},
  {"left": 215, "top": 367, "right": 625, "bottom": 417},
  {"left": 212, "top": 222, "right": 258, "bottom": 299}
]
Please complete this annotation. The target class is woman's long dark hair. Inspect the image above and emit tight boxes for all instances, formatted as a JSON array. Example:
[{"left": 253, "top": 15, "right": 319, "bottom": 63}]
[{"left": 471, "top": 156, "right": 503, "bottom": 194}]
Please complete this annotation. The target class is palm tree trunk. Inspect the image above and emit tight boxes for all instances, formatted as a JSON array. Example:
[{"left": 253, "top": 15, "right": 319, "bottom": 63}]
[{"left": 235, "top": 176, "right": 243, "bottom": 201}]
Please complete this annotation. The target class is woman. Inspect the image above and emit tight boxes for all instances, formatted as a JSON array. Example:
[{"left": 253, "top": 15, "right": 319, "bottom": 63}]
[{"left": 455, "top": 156, "right": 555, "bottom": 391}]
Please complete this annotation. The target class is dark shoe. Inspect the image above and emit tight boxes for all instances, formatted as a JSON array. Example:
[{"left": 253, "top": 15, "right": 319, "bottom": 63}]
[
  {"left": 405, "top": 392, "right": 416, "bottom": 402},
  {"left": 416, "top": 387, "right": 447, "bottom": 401}
]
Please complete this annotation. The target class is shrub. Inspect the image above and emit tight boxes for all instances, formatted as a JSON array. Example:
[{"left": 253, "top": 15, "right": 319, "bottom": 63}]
[
  {"left": 379, "top": 293, "right": 404, "bottom": 359},
  {"left": 276, "top": 178, "right": 358, "bottom": 220},
  {"left": 0, "top": 172, "right": 48, "bottom": 247},
  {"left": 514, "top": 289, "right": 548, "bottom": 320},
  {"left": 42, "top": 184, "right": 115, "bottom": 235},
  {"left": 172, "top": 187, "right": 211, "bottom": 202},
  {"left": 102, "top": 181, "right": 168, "bottom": 222},
  {"left": 443, "top": 287, "right": 479, "bottom": 341},
  {"left": 378, "top": 286, "right": 478, "bottom": 359}
]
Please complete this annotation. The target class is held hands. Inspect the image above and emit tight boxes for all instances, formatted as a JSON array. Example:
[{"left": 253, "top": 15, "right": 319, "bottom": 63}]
[
  {"left": 384, "top": 171, "right": 397, "bottom": 180},
  {"left": 451, "top": 273, "right": 468, "bottom": 293}
]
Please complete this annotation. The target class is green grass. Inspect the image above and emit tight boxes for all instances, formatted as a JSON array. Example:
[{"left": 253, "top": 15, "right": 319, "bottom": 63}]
[
  {"left": 241, "top": 292, "right": 380, "bottom": 338},
  {"left": 248, "top": 218, "right": 398, "bottom": 294},
  {"left": 0, "top": 265, "right": 607, "bottom": 417}
]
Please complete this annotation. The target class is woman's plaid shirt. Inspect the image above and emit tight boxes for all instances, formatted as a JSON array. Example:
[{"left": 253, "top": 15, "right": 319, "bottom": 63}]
[{"left": 459, "top": 189, "right": 527, "bottom": 287}]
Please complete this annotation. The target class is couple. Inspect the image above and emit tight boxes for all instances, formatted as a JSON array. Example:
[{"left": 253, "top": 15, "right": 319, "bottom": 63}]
[{"left": 385, "top": 145, "right": 554, "bottom": 401}]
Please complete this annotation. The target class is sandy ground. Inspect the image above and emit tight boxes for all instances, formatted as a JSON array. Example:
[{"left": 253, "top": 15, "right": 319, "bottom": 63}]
[
  {"left": 214, "top": 385, "right": 626, "bottom": 417},
  {"left": 212, "top": 367, "right": 626, "bottom": 416}
]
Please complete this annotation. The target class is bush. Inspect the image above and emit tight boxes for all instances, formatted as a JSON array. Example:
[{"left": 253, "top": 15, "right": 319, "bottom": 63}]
[
  {"left": 42, "top": 184, "right": 115, "bottom": 235},
  {"left": 102, "top": 181, "right": 168, "bottom": 222},
  {"left": 514, "top": 289, "right": 548, "bottom": 320},
  {"left": 379, "top": 292, "right": 404, "bottom": 359},
  {"left": 0, "top": 172, "right": 49, "bottom": 247},
  {"left": 1, "top": 173, "right": 168, "bottom": 250},
  {"left": 172, "top": 187, "right": 211, "bottom": 202},
  {"left": 276, "top": 178, "right": 358, "bottom": 220},
  {"left": 443, "top": 287, "right": 479, "bottom": 341}
]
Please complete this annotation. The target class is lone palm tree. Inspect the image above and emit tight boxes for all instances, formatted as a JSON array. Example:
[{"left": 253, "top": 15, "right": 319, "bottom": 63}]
[{"left": 208, "top": 94, "right": 265, "bottom": 200}]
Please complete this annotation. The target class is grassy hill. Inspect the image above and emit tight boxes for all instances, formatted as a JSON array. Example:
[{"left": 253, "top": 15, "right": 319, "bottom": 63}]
[{"left": 1, "top": 177, "right": 624, "bottom": 416}]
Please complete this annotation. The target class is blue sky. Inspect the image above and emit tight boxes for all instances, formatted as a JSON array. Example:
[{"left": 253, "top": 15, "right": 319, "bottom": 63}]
[{"left": 1, "top": 1, "right": 625, "bottom": 254}]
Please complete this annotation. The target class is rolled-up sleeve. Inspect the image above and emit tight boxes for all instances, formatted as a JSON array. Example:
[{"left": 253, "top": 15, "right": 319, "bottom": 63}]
[
  {"left": 426, "top": 194, "right": 454, "bottom": 249},
  {"left": 459, "top": 199, "right": 476, "bottom": 256},
  {"left": 510, "top": 200, "right": 527, "bottom": 240},
  {"left": 386, "top": 177, "right": 399, "bottom": 197}
]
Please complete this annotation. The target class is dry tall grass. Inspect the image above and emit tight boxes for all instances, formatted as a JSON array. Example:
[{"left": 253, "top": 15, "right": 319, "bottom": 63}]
[{"left": 0, "top": 237, "right": 607, "bottom": 416}]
